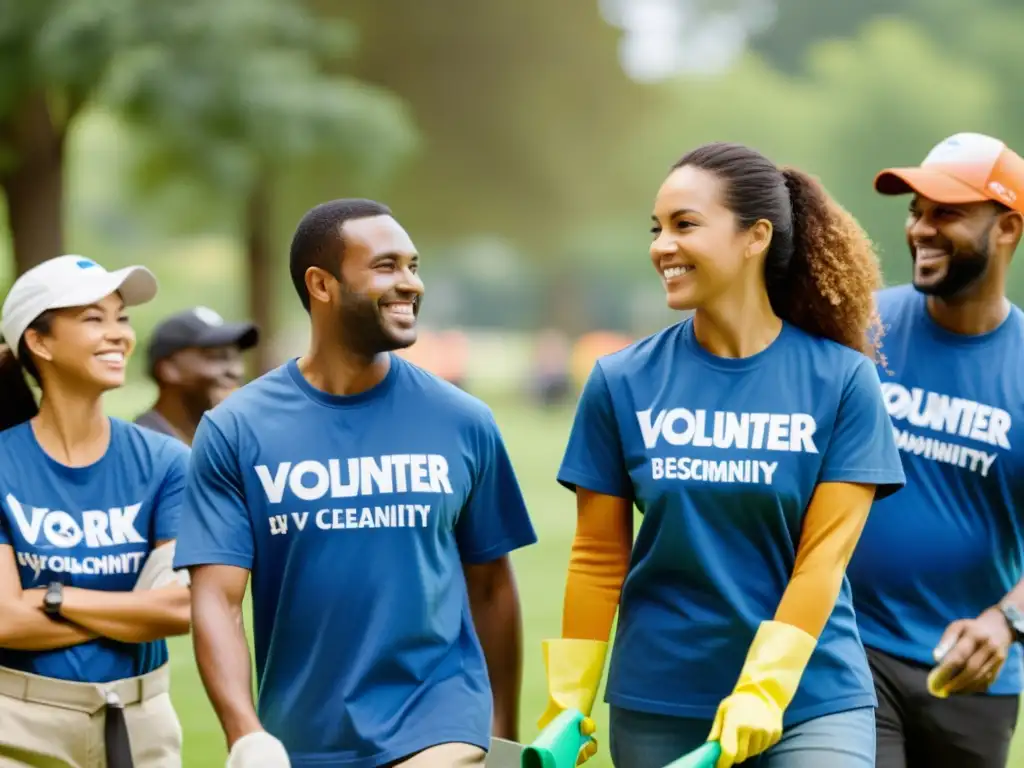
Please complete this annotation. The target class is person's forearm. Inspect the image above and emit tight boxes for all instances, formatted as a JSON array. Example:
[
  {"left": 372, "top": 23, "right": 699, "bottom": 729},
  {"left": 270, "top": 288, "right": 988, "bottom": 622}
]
[
  {"left": 56, "top": 585, "right": 191, "bottom": 643},
  {"left": 774, "top": 482, "right": 875, "bottom": 638},
  {"left": 0, "top": 598, "right": 97, "bottom": 650},
  {"left": 774, "top": 567, "right": 846, "bottom": 639},
  {"left": 562, "top": 511, "right": 631, "bottom": 641},
  {"left": 192, "top": 585, "right": 262, "bottom": 748},
  {"left": 470, "top": 578, "right": 524, "bottom": 740}
]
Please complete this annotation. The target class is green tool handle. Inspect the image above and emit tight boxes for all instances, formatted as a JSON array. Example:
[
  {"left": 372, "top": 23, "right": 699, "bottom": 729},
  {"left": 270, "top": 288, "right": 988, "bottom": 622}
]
[
  {"left": 522, "top": 709, "right": 593, "bottom": 768},
  {"left": 661, "top": 740, "right": 722, "bottom": 768}
]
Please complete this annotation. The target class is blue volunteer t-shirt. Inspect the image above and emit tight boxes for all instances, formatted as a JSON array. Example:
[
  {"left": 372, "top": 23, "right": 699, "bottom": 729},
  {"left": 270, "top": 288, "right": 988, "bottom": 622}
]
[
  {"left": 558, "top": 319, "right": 906, "bottom": 724},
  {"left": 173, "top": 355, "right": 538, "bottom": 768},
  {"left": 0, "top": 417, "right": 190, "bottom": 683},
  {"left": 848, "top": 285, "right": 1024, "bottom": 694}
]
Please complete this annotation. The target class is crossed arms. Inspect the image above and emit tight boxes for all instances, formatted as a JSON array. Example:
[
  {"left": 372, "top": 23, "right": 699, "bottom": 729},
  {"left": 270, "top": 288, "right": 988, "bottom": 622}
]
[{"left": 0, "top": 541, "right": 191, "bottom": 650}]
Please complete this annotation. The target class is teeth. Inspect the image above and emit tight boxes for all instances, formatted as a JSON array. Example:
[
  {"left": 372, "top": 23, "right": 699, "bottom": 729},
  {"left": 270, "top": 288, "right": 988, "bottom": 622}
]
[
  {"left": 663, "top": 266, "right": 693, "bottom": 279},
  {"left": 96, "top": 352, "right": 124, "bottom": 363},
  {"left": 386, "top": 303, "right": 414, "bottom": 315}
]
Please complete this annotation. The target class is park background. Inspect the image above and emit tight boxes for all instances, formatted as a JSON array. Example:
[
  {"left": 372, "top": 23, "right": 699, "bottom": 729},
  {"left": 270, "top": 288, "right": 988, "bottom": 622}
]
[{"left": 3, "top": 0, "right": 1024, "bottom": 764}]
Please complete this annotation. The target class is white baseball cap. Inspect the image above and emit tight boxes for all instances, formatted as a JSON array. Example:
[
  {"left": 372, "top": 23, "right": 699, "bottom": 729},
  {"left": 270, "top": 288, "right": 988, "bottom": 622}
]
[{"left": 1, "top": 255, "right": 158, "bottom": 357}]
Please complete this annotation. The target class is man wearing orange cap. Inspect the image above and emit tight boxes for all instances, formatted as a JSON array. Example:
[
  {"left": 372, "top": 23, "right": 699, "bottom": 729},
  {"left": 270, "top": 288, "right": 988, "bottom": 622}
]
[{"left": 847, "top": 133, "right": 1024, "bottom": 767}]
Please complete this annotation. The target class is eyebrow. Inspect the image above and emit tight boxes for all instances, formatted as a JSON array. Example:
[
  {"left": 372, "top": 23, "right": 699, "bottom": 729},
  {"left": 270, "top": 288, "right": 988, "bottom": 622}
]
[
  {"left": 370, "top": 252, "right": 418, "bottom": 264},
  {"left": 651, "top": 208, "right": 701, "bottom": 221},
  {"left": 82, "top": 300, "right": 126, "bottom": 313}
]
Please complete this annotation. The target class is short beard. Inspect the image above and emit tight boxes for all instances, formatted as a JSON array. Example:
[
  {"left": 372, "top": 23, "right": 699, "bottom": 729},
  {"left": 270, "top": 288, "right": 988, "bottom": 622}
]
[
  {"left": 336, "top": 281, "right": 416, "bottom": 357},
  {"left": 914, "top": 221, "right": 994, "bottom": 300}
]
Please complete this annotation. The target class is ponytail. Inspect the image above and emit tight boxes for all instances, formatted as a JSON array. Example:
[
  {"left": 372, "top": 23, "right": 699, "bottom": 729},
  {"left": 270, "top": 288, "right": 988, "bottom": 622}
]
[
  {"left": 0, "top": 344, "right": 39, "bottom": 431},
  {"left": 0, "top": 311, "right": 53, "bottom": 431},
  {"left": 771, "top": 167, "right": 884, "bottom": 360}
]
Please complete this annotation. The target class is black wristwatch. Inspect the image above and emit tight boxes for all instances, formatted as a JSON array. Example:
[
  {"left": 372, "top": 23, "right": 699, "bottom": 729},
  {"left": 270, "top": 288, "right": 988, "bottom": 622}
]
[
  {"left": 998, "top": 602, "right": 1024, "bottom": 644},
  {"left": 43, "top": 581, "right": 64, "bottom": 618}
]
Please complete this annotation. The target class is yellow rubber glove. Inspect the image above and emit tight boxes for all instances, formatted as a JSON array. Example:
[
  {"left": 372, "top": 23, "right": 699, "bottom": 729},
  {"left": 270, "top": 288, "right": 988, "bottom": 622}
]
[
  {"left": 926, "top": 666, "right": 951, "bottom": 699},
  {"left": 537, "top": 638, "right": 608, "bottom": 765},
  {"left": 708, "top": 621, "right": 816, "bottom": 768}
]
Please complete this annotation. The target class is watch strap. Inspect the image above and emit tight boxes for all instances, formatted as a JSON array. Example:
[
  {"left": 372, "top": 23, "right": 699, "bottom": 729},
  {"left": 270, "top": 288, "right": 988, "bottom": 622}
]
[{"left": 43, "top": 581, "right": 64, "bottom": 617}]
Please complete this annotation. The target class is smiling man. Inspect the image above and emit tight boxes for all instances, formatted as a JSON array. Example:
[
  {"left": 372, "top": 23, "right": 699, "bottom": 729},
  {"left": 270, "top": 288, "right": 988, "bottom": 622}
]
[
  {"left": 847, "top": 133, "right": 1024, "bottom": 768},
  {"left": 173, "top": 199, "right": 537, "bottom": 768},
  {"left": 135, "top": 306, "right": 259, "bottom": 445}
]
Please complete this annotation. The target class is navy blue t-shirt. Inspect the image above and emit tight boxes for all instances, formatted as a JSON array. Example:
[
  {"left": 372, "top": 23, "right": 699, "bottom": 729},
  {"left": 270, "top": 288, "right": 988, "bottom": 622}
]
[
  {"left": 558, "top": 319, "right": 905, "bottom": 724},
  {"left": 849, "top": 285, "right": 1024, "bottom": 694},
  {"left": 174, "top": 356, "right": 538, "bottom": 767},
  {"left": 0, "top": 418, "right": 190, "bottom": 682}
]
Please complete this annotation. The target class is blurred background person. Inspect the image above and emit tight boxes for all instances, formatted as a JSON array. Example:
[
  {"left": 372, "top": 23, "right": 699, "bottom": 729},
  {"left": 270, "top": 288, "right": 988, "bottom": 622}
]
[
  {"left": 134, "top": 307, "right": 259, "bottom": 445},
  {"left": 569, "top": 331, "right": 634, "bottom": 396},
  {"left": 528, "top": 328, "right": 573, "bottom": 407},
  {"left": 394, "top": 327, "right": 470, "bottom": 390}
]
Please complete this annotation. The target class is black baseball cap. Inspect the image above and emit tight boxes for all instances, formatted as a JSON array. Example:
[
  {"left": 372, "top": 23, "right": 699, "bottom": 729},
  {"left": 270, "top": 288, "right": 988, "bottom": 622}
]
[{"left": 147, "top": 306, "right": 259, "bottom": 373}]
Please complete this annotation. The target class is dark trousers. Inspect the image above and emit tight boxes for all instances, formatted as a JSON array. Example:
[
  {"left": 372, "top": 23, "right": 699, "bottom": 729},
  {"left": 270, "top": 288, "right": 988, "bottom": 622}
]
[{"left": 868, "top": 646, "right": 1020, "bottom": 768}]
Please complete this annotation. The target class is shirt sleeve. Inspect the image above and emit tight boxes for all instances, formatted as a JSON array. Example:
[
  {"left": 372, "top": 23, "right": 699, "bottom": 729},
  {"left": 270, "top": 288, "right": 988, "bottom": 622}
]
[
  {"left": 172, "top": 415, "right": 255, "bottom": 571},
  {"left": 557, "top": 362, "right": 634, "bottom": 499},
  {"left": 152, "top": 441, "right": 190, "bottom": 542},
  {"left": 819, "top": 356, "right": 906, "bottom": 500},
  {"left": 455, "top": 409, "right": 538, "bottom": 564}
]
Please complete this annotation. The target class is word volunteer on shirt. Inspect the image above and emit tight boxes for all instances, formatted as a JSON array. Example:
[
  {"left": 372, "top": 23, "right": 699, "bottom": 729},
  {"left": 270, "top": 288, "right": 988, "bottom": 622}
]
[
  {"left": 254, "top": 454, "right": 455, "bottom": 536},
  {"left": 880, "top": 383, "right": 1011, "bottom": 478},
  {"left": 637, "top": 407, "right": 819, "bottom": 486}
]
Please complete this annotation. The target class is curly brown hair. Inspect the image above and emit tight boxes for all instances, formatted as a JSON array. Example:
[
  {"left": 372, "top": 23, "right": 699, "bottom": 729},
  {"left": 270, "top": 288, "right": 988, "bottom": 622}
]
[{"left": 673, "top": 143, "right": 885, "bottom": 362}]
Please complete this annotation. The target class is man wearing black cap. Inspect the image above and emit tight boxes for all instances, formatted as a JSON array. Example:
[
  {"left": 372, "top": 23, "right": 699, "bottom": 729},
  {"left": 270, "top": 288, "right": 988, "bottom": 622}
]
[{"left": 135, "top": 306, "right": 259, "bottom": 444}]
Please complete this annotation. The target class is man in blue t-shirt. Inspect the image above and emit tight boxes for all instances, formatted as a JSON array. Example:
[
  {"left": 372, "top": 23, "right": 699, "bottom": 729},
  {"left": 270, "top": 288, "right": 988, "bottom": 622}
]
[
  {"left": 848, "top": 133, "right": 1024, "bottom": 768},
  {"left": 173, "top": 198, "right": 538, "bottom": 768}
]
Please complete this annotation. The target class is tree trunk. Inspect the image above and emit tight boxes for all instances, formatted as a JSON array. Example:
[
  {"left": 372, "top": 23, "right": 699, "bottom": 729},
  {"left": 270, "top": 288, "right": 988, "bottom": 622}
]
[
  {"left": 0, "top": 93, "right": 65, "bottom": 275},
  {"left": 244, "top": 172, "right": 276, "bottom": 376}
]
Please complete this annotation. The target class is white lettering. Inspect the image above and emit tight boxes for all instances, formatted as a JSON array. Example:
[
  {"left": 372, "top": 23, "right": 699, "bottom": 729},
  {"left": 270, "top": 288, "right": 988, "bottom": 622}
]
[
  {"left": 255, "top": 455, "right": 457, "bottom": 503},
  {"left": 109, "top": 504, "right": 145, "bottom": 545},
  {"left": 308, "top": 504, "right": 433, "bottom": 532},
  {"left": 892, "top": 427, "right": 998, "bottom": 477},
  {"left": 648, "top": 457, "right": 779, "bottom": 486},
  {"left": 82, "top": 511, "right": 113, "bottom": 547},
  {"left": 5, "top": 496, "right": 144, "bottom": 549},
  {"left": 254, "top": 462, "right": 290, "bottom": 504},
  {"left": 636, "top": 409, "right": 818, "bottom": 453},
  {"left": 880, "top": 383, "right": 1012, "bottom": 450},
  {"left": 16, "top": 551, "right": 146, "bottom": 584},
  {"left": 289, "top": 460, "right": 330, "bottom": 501}
]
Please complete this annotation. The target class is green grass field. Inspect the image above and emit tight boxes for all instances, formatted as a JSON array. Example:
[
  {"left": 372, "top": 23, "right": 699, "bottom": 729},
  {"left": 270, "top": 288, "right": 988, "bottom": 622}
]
[{"left": 103, "top": 390, "right": 1024, "bottom": 767}]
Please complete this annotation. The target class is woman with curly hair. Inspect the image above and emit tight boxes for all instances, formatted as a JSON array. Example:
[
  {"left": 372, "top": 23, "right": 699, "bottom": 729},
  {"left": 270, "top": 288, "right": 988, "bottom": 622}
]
[{"left": 537, "top": 142, "right": 907, "bottom": 767}]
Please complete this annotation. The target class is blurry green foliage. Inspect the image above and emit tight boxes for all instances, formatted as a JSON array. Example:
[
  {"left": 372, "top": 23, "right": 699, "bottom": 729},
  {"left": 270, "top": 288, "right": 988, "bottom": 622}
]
[
  {"left": 5, "top": 0, "right": 1024, "bottom": 340},
  {"left": 0, "top": 0, "right": 416, "bottom": 278}
]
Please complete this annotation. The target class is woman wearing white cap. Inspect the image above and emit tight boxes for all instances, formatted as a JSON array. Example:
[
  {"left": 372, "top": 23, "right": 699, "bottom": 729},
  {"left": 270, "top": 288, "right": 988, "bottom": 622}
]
[{"left": 0, "top": 255, "right": 192, "bottom": 767}]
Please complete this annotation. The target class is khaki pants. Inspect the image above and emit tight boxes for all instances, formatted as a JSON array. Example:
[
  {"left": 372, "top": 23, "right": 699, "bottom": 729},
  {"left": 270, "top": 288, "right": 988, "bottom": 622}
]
[
  {"left": 389, "top": 743, "right": 486, "bottom": 767},
  {"left": 0, "top": 664, "right": 181, "bottom": 767}
]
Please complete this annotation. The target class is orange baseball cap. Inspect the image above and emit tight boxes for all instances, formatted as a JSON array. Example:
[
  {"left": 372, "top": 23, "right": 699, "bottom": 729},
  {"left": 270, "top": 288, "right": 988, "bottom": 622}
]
[{"left": 874, "top": 132, "right": 1024, "bottom": 214}]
